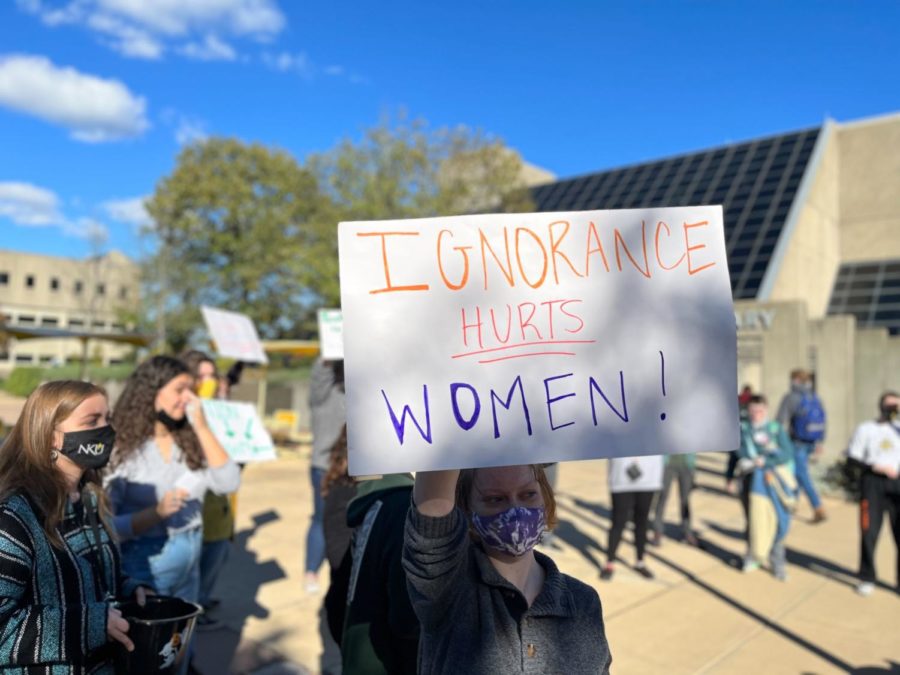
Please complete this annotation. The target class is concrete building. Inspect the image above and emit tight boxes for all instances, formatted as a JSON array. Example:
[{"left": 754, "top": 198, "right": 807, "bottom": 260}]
[
  {"left": 530, "top": 111, "right": 900, "bottom": 464},
  {"left": 0, "top": 249, "right": 140, "bottom": 374}
]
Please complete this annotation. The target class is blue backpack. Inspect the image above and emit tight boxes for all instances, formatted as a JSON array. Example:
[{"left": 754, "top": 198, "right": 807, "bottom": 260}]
[{"left": 791, "top": 392, "right": 826, "bottom": 442}]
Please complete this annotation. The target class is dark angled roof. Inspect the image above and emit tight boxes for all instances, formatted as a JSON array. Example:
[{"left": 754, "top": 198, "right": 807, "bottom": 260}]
[
  {"left": 531, "top": 127, "right": 821, "bottom": 299},
  {"left": 827, "top": 260, "right": 900, "bottom": 336}
]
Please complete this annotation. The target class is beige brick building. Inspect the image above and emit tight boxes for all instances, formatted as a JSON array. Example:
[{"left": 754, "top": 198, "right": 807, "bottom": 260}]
[
  {"left": 531, "top": 111, "right": 900, "bottom": 464},
  {"left": 0, "top": 249, "right": 140, "bottom": 374}
]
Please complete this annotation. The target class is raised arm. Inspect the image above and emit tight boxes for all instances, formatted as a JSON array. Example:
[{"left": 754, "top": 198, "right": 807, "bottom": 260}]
[{"left": 412, "top": 469, "right": 459, "bottom": 516}]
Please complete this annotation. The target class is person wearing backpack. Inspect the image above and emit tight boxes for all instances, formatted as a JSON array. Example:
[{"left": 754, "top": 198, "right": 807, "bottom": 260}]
[{"left": 777, "top": 369, "right": 827, "bottom": 523}]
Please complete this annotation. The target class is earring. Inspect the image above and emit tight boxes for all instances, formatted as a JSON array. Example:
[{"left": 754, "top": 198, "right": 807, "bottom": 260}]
[{"left": 50, "top": 450, "right": 59, "bottom": 462}]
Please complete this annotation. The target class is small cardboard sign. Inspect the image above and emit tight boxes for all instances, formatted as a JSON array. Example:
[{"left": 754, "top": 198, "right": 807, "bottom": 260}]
[
  {"left": 338, "top": 207, "right": 739, "bottom": 475},
  {"left": 201, "top": 399, "right": 277, "bottom": 463},
  {"left": 201, "top": 306, "right": 268, "bottom": 364},
  {"left": 317, "top": 308, "right": 344, "bottom": 360}
]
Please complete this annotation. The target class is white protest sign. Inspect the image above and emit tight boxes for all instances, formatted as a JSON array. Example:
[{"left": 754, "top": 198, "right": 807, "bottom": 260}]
[
  {"left": 201, "top": 399, "right": 277, "bottom": 463},
  {"left": 317, "top": 309, "right": 344, "bottom": 360},
  {"left": 201, "top": 306, "right": 269, "bottom": 364},
  {"left": 339, "top": 207, "right": 739, "bottom": 476}
]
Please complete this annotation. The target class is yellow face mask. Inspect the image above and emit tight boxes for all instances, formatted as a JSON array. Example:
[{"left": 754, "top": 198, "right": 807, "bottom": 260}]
[{"left": 197, "top": 378, "right": 218, "bottom": 400}]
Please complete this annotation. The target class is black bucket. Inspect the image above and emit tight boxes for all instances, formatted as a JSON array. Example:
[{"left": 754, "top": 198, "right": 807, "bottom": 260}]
[{"left": 113, "top": 595, "right": 203, "bottom": 674}]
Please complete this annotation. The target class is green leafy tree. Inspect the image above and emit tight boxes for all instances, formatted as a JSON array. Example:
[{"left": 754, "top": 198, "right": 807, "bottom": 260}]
[
  {"left": 145, "top": 119, "right": 534, "bottom": 349},
  {"left": 144, "top": 138, "right": 323, "bottom": 351},
  {"left": 305, "top": 115, "right": 535, "bottom": 313}
]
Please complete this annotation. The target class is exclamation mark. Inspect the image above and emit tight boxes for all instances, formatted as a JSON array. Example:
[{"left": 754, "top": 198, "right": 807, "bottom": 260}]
[{"left": 659, "top": 350, "right": 667, "bottom": 421}]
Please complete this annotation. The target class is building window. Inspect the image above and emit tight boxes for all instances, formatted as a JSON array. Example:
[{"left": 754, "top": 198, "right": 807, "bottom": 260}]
[
  {"left": 15, "top": 354, "right": 34, "bottom": 364},
  {"left": 91, "top": 320, "right": 106, "bottom": 330},
  {"left": 74, "top": 280, "right": 83, "bottom": 294},
  {"left": 111, "top": 322, "right": 126, "bottom": 331},
  {"left": 16, "top": 315, "right": 35, "bottom": 326},
  {"left": 0, "top": 352, "right": 9, "bottom": 362},
  {"left": 0, "top": 272, "right": 8, "bottom": 285},
  {"left": 39, "top": 355, "right": 53, "bottom": 364},
  {"left": 68, "top": 318, "right": 85, "bottom": 328},
  {"left": 40, "top": 317, "right": 59, "bottom": 327},
  {"left": 50, "top": 277, "right": 60, "bottom": 291},
  {"left": 119, "top": 287, "right": 128, "bottom": 300},
  {"left": 25, "top": 275, "right": 35, "bottom": 288},
  {"left": 108, "top": 359, "right": 124, "bottom": 366},
  {"left": 96, "top": 283, "right": 106, "bottom": 296}
]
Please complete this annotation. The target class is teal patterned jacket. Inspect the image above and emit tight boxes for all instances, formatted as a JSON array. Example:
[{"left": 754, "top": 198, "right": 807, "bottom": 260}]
[{"left": 0, "top": 491, "right": 143, "bottom": 674}]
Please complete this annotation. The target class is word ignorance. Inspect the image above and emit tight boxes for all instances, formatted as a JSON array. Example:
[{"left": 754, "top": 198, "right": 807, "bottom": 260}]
[{"left": 357, "top": 218, "right": 717, "bottom": 294}]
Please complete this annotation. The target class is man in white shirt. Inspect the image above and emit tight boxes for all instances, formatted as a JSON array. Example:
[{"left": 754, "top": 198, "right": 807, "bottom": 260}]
[{"left": 847, "top": 391, "right": 900, "bottom": 596}]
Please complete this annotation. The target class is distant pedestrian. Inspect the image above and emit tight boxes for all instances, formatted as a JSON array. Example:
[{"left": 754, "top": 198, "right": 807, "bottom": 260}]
[
  {"left": 306, "top": 358, "right": 345, "bottom": 594},
  {"left": 847, "top": 391, "right": 900, "bottom": 597},
  {"left": 740, "top": 395, "right": 796, "bottom": 581},
  {"left": 180, "top": 349, "right": 238, "bottom": 631},
  {"left": 602, "top": 454, "right": 664, "bottom": 580},
  {"left": 777, "top": 369, "right": 827, "bottom": 522},
  {"left": 405, "top": 465, "right": 611, "bottom": 674},
  {"left": 651, "top": 453, "right": 698, "bottom": 547}
]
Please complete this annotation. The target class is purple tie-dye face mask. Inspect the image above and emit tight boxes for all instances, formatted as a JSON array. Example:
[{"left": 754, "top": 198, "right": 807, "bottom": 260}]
[{"left": 471, "top": 506, "right": 546, "bottom": 557}]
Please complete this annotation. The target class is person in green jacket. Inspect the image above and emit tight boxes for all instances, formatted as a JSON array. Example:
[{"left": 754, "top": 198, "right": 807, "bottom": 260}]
[{"left": 326, "top": 473, "right": 419, "bottom": 675}]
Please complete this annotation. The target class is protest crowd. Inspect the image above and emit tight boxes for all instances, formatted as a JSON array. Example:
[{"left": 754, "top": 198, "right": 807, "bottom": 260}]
[{"left": 0, "top": 330, "right": 896, "bottom": 674}]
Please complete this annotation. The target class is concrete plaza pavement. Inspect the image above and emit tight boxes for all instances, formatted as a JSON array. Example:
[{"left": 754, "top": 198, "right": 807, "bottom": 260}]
[{"left": 195, "top": 449, "right": 900, "bottom": 675}]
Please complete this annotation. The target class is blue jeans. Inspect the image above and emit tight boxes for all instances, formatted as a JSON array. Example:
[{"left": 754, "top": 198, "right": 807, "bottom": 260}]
[
  {"left": 793, "top": 441, "right": 822, "bottom": 510},
  {"left": 121, "top": 528, "right": 203, "bottom": 603},
  {"left": 305, "top": 467, "right": 326, "bottom": 574},
  {"left": 199, "top": 539, "right": 231, "bottom": 607}
]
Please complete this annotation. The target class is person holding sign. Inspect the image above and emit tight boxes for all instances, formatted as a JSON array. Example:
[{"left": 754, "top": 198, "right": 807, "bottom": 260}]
[
  {"left": 403, "top": 465, "right": 611, "bottom": 674},
  {"left": 106, "top": 356, "right": 241, "bottom": 607},
  {"left": 0, "top": 381, "right": 153, "bottom": 673},
  {"left": 738, "top": 395, "right": 796, "bottom": 581}
]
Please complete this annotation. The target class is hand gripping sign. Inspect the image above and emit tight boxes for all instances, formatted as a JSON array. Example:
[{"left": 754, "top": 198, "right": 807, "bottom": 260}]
[{"left": 338, "top": 207, "right": 739, "bottom": 476}]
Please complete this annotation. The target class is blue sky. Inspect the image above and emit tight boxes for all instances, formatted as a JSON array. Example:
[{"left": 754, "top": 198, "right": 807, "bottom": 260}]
[{"left": 1, "top": 0, "right": 898, "bottom": 259}]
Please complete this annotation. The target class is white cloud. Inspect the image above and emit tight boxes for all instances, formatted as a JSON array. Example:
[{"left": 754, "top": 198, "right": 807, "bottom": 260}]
[
  {"left": 0, "top": 54, "right": 149, "bottom": 142},
  {"left": 178, "top": 34, "right": 237, "bottom": 61},
  {"left": 18, "top": 0, "right": 285, "bottom": 60},
  {"left": 324, "top": 65, "right": 344, "bottom": 76},
  {"left": 0, "top": 181, "right": 62, "bottom": 225},
  {"left": 262, "top": 50, "right": 312, "bottom": 77},
  {"left": 0, "top": 181, "right": 109, "bottom": 241},
  {"left": 102, "top": 196, "right": 151, "bottom": 227},
  {"left": 161, "top": 108, "right": 208, "bottom": 145}
]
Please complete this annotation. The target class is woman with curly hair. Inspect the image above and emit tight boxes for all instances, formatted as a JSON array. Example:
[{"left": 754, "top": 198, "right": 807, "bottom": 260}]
[
  {"left": 0, "top": 381, "right": 152, "bottom": 673},
  {"left": 106, "top": 355, "right": 240, "bottom": 605}
]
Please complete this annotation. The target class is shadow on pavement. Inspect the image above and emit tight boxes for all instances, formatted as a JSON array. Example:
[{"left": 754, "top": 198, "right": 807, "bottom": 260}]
[
  {"left": 565, "top": 489, "right": 856, "bottom": 673},
  {"left": 194, "top": 510, "right": 290, "bottom": 675}
]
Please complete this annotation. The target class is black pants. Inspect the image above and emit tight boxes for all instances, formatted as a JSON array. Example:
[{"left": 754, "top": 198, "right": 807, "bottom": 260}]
[
  {"left": 859, "top": 471, "right": 900, "bottom": 585},
  {"left": 740, "top": 473, "right": 753, "bottom": 542},
  {"left": 653, "top": 464, "right": 694, "bottom": 537},
  {"left": 608, "top": 491, "right": 655, "bottom": 564}
]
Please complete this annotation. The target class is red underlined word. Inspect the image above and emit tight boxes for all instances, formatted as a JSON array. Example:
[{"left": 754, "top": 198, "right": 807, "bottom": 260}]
[
  {"left": 479, "top": 351, "right": 577, "bottom": 364},
  {"left": 452, "top": 339, "right": 597, "bottom": 359}
]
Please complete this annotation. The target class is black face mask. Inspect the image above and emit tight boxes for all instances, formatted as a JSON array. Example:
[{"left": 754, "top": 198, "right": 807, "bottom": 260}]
[
  {"left": 881, "top": 404, "right": 899, "bottom": 422},
  {"left": 157, "top": 409, "right": 187, "bottom": 431},
  {"left": 59, "top": 425, "right": 116, "bottom": 470}
]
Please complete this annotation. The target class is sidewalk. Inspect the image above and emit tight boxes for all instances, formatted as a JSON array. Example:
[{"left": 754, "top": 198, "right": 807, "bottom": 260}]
[{"left": 195, "top": 450, "right": 900, "bottom": 674}]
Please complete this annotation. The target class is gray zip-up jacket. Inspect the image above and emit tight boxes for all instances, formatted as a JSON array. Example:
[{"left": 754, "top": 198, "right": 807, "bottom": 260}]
[{"left": 403, "top": 503, "right": 612, "bottom": 674}]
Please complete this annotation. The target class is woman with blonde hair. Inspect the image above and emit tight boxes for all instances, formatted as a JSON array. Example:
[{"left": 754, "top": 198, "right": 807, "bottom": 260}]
[
  {"left": 404, "top": 464, "right": 611, "bottom": 673},
  {"left": 0, "top": 381, "right": 152, "bottom": 673}
]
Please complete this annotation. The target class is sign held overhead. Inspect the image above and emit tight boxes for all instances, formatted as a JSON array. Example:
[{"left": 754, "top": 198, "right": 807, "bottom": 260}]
[{"left": 339, "top": 207, "right": 739, "bottom": 476}]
